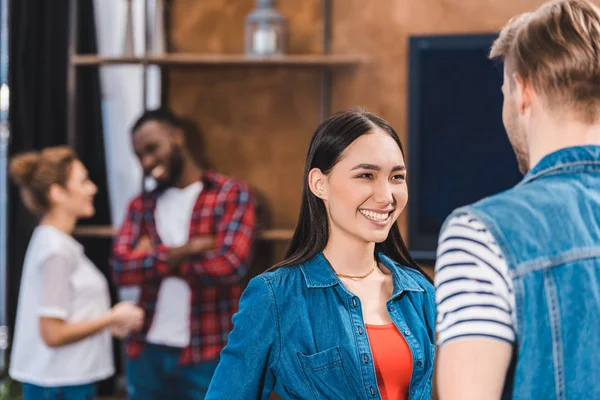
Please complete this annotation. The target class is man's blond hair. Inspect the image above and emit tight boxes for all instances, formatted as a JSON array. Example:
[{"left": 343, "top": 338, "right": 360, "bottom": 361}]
[{"left": 490, "top": 0, "right": 600, "bottom": 123}]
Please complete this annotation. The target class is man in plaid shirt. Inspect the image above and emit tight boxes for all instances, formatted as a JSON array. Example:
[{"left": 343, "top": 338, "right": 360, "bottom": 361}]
[{"left": 111, "top": 109, "right": 256, "bottom": 399}]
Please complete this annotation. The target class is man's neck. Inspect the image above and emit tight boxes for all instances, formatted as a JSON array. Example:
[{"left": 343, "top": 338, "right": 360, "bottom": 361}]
[
  {"left": 528, "top": 114, "right": 600, "bottom": 170},
  {"left": 174, "top": 158, "right": 203, "bottom": 189}
]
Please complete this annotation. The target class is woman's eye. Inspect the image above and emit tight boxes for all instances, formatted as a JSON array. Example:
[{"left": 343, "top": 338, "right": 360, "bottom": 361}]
[
  {"left": 392, "top": 174, "right": 406, "bottom": 181},
  {"left": 357, "top": 173, "right": 373, "bottom": 179}
]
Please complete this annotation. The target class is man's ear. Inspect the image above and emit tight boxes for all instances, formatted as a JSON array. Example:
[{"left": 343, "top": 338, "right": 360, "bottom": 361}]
[
  {"left": 514, "top": 73, "right": 532, "bottom": 116},
  {"left": 170, "top": 127, "right": 186, "bottom": 148}
]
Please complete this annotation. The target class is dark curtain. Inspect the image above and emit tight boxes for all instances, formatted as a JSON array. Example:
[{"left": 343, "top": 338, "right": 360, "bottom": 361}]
[{"left": 8, "top": 0, "right": 117, "bottom": 394}]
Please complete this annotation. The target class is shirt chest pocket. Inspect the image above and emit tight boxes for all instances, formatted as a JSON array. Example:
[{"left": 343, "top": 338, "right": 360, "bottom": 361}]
[{"left": 296, "top": 346, "right": 359, "bottom": 400}]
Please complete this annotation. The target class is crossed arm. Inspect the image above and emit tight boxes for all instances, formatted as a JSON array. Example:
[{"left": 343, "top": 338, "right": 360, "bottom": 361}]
[{"left": 111, "top": 183, "right": 256, "bottom": 286}]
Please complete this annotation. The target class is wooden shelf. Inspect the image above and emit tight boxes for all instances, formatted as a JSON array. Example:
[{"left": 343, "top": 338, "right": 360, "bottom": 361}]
[
  {"left": 74, "top": 225, "right": 116, "bottom": 237},
  {"left": 259, "top": 229, "right": 295, "bottom": 241},
  {"left": 73, "top": 225, "right": 294, "bottom": 242},
  {"left": 71, "top": 53, "right": 368, "bottom": 67}
]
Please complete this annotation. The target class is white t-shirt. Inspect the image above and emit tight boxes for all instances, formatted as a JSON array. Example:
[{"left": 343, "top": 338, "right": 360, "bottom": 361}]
[
  {"left": 146, "top": 181, "right": 203, "bottom": 347},
  {"left": 10, "top": 225, "right": 114, "bottom": 386}
]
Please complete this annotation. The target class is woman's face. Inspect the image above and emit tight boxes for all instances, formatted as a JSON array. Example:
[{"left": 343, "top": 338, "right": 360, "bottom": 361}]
[
  {"left": 311, "top": 128, "right": 408, "bottom": 245},
  {"left": 51, "top": 160, "right": 97, "bottom": 218}
]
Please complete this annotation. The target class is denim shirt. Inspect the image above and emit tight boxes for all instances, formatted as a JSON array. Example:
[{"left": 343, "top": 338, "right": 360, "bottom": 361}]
[
  {"left": 445, "top": 146, "right": 600, "bottom": 399},
  {"left": 206, "top": 252, "right": 436, "bottom": 399}
]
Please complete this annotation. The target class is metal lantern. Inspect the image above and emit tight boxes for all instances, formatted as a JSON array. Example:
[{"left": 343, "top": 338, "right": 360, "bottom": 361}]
[{"left": 244, "top": 0, "right": 286, "bottom": 57}]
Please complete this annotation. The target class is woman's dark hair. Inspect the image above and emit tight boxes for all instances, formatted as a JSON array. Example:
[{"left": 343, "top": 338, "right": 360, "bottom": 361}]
[{"left": 273, "top": 108, "right": 431, "bottom": 282}]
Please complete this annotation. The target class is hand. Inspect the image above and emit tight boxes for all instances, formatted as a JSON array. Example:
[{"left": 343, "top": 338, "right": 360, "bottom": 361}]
[
  {"left": 166, "top": 245, "right": 188, "bottom": 275},
  {"left": 109, "top": 301, "right": 144, "bottom": 333},
  {"left": 165, "top": 236, "right": 216, "bottom": 274},
  {"left": 110, "top": 324, "right": 131, "bottom": 339},
  {"left": 134, "top": 235, "right": 153, "bottom": 252},
  {"left": 186, "top": 236, "right": 216, "bottom": 255}
]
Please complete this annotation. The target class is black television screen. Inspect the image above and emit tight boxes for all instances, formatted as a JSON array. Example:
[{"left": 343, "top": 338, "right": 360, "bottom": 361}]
[{"left": 407, "top": 34, "right": 522, "bottom": 261}]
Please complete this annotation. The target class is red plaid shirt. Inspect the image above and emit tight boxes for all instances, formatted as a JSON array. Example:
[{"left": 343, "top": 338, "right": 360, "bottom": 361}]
[{"left": 110, "top": 170, "right": 256, "bottom": 364}]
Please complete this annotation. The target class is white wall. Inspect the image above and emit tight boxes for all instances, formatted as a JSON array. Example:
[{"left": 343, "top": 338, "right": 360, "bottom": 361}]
[
  {"left": 93, "top": 0, "right": 162, "bottom": 228},
  {"left": 93, "top": 0, "right": 163, "bottom": 301}
]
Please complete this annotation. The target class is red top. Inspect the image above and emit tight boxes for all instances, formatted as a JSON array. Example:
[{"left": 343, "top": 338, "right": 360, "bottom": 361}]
[{"left": 366, "top": 323, "right": 413, "bottom": 400}]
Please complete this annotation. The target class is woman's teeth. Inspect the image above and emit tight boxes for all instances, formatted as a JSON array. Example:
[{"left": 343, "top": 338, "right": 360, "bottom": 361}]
[{"left": 359, "top": 210, "right": 390, "bottom": 222}]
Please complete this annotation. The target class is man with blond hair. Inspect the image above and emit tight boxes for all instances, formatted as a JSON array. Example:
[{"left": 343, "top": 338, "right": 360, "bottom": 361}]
[{"left": 434, "top": 0, "right": 600, "bottom": 398}]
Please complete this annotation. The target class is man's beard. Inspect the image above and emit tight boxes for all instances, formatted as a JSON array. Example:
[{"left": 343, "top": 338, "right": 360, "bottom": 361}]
[
  {"left": 505, "top": 104, "right": 530, "bottom": 175},
  {"left": 155, "top": 144, "right": 184, "bottom": 190},
  {"left": 513, "top": 145, "right": 530, "bottom": 175}
]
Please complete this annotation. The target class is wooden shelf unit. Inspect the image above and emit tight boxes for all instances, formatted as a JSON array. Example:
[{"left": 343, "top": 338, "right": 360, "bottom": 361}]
[
  {"left": 66, "top": 0, "right": 355, "bottom": 249},
  {"left": 71, "top": 53, "right": 367, "bottom": 67},
  {"left": 67, "top": 0, "right": 354, "bottom": 144},
  {"left": 74, "top": 225, "right": 294, "bottom": 242}
]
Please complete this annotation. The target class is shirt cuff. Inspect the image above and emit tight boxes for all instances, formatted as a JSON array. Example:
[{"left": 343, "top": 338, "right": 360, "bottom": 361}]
[{"left": 37, "top": 307, "right": 69, "bottom": 320}]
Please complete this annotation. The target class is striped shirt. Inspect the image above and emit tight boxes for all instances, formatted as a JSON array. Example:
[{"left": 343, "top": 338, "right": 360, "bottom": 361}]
[{"left": 434, "top": 213, "right": 516, "bottom": 346}]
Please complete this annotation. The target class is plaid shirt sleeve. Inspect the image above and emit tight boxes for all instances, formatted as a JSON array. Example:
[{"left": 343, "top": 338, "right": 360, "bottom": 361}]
[
  {"left": 180, "top": 182, "right": 256, "bottom": 285},
  {"left": 110, "top": 196, "right": 172, "bottom": 286}
]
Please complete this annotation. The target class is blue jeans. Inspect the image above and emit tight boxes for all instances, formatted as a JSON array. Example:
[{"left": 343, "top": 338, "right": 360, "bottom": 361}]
[
  {"left": 22, "top": 383, "right": 96, "bottom": 400},
  {"left": 126, "top": 343, "right": 219, "bottom": 400}
]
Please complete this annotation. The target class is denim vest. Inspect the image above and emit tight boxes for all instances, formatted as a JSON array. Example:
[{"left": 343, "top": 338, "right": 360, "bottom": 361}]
[
  {"left": 447, "top": 146, "right": 600, "bottom": 399},
  {"left": 206, "top": 252, "right": 436, "bottom": 400}
]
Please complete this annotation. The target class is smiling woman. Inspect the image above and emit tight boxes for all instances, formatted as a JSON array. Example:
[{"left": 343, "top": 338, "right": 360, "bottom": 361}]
[
  {"left": 307, "top": 128, "right": 409, "bottom": 252},
  {"left": 206, "top": 109, "right": 437, "bottom": 400},
  {"left": 276, "top": 108, "right": 422, "bottom": 275}
]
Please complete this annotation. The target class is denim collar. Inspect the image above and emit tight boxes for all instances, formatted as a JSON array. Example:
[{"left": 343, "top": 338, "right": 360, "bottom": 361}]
[
  {"left": 300, "top": 252, "right": 424, "bottom": 297},
  {"left": 520, "top": 145, "right": 600, "bottom": 185}
]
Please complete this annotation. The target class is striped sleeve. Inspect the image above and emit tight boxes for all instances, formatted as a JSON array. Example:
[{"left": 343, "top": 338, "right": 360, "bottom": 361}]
[{"left": 434, "top": 213, "right": 516, "bottom": 346}]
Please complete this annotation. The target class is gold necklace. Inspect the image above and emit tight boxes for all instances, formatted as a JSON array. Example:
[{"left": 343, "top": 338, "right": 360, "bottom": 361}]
[{"left": 336, "top": 260, "right": 378, "bottom": 279}]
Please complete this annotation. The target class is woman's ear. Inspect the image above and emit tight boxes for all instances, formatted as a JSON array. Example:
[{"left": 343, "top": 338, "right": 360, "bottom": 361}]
[
  {"left": 308, "top": 168, "right": 328, "bottom": 200},
  {"left": 47, "top": 183, "right": 67, "bottom": 206}
]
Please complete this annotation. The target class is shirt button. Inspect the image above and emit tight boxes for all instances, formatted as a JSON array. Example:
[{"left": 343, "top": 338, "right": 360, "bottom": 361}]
[
  {"left": 358, "top": 327, "right": 364, "bottom": 335},
  {"left": 404, "top": 330, "right": 411, "bottom": 336},
  {"left": 417, "top": 361, "right": 423, "bottom": 367},
  {"left": 370, "top": 386, "right": 376, "bottom": 396},
  {"left": 352, "top": 298, "right": 358, "bottom": 307},
  {"left": 363, "top": 354, "right": 370, "bottom": 363},
  {"left": 388, "top": 305, "right": 395, "bottom": 312}
]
